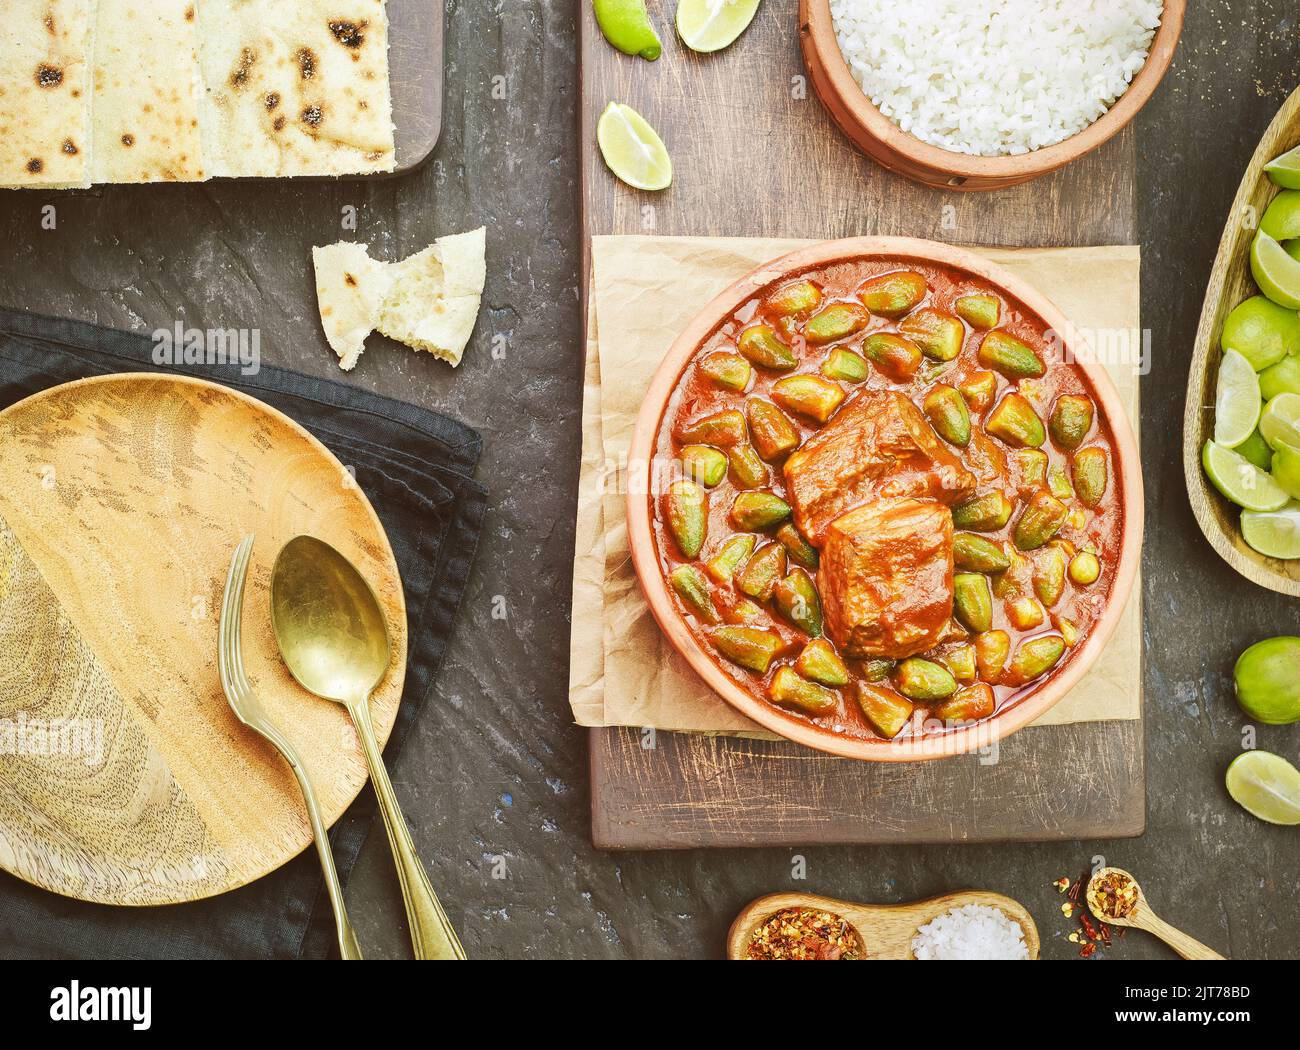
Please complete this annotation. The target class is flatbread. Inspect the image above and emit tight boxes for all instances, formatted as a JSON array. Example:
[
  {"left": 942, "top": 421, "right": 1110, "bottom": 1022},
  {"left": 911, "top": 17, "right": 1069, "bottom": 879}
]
[
  {"left": 91, "top": 0, "right": 206, "bottom": 183},
  {"left": 312, "top": 242, "right": 393, "bottom": 371},
  {"left": 378, "top": 228, "right": 486, "bottom": 367},
  {"left": 197, "top": 0, "right": 395, "bottom": 178},
  {"left": 0, "top": 1, "right": 95, "bottom": 188}
]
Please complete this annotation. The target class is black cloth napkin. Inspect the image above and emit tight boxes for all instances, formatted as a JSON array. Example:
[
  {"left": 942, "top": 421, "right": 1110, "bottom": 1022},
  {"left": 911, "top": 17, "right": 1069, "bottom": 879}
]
[{"left": 0, "top": 308, "right": 486, "bottom": 960}]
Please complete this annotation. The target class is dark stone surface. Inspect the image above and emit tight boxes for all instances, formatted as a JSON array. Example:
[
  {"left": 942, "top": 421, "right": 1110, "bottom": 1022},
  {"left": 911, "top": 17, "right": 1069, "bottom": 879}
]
[{"left": 0, "top": 1, "right": 1296, "bottom": 960}]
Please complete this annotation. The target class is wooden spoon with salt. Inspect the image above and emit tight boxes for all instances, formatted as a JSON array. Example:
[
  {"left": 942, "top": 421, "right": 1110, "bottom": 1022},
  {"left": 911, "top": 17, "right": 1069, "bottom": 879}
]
[{"left": 1086, "top": 867, "right": 1226, "bottom": 960}]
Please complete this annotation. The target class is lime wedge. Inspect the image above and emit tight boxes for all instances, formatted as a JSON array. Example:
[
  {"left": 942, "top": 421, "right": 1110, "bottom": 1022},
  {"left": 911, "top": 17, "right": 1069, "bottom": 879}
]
[
  {"left": 1242, "top": 501, "right": 1300, "bottom": 559},
  {"left": 1221, "top": 295, "right": 1300, "bottom": 371},
  {"left": 1265, "top": 144, "right": 1300, "bottom": 190},
  {"left": 1260, "top": 392, "right": 1300, "bottom": 450},
  {"left": 1202, "top": 439, "right": 1290, "bottom": 511},
  {"left": 597, "top": 102, "right": 672, "bottom": 191},
  {"left": 1226, "top": 751, "right": 1300, "bottom": 825},
  {"left": 676, "top": 0, "right": 762, "bottom": 53},
  {"left": 1261, "top": 190, "right": 1300, "bottom": 240},
  {"left": 593, "top": 0, "right": 662, "bottom": 60},
  {"left": 1272, "top": 442, "right": 1300, "bottom": 499},
  {"left": 1251, "top": 232, "right": 1300, "bottom": 310},
  {"left": 1214, "top": 349, "right": 1263, "bottom": 447}
]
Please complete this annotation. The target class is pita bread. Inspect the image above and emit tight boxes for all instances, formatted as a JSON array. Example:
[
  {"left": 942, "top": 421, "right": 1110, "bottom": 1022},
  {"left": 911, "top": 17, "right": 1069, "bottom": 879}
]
[
  {"left": 0, "top": 1, "right": 94, "bottom": 188},
  {"left": 91, "top": 0, "right": 206, "bottom": 183},
  {"left": 312, "top": 242, "right": 393, "bottom": 371}
]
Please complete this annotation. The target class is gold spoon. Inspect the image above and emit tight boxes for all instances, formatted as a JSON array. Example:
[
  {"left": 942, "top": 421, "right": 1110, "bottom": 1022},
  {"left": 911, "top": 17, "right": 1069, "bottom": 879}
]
[
  {"left": 270, "top": 535, "right": 465, "bottom": 961},
  {"left": 1086, "top": 867, "right": 1225, "bottom": 960}
]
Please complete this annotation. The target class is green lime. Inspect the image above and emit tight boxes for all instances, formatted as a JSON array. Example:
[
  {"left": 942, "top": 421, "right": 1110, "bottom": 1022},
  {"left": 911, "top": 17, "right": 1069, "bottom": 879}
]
[
  {"left": 1260, "top": 392, "right": 1300, "bottom": 450},
  {"left": 1237, "top": 428, "right": 1275, "bottom": 470},
  {"left": 1235, "top": 636, "right": 1300, "bottom": 724},
  {"left": 676, "top": 0, "right": 762, "bottom": 53},
  {"left": 1241, "top": 501, "right": 1300, "bottom": 559},
  {"left": 597, "top": 102, "right": 673, "bottom": 191},
  {"left": 1221, "top": 295, "right": 1300, "bottom": 371},
  {"left": 1260, "top": 355, "right": 1300, "bottom": 400},
  {"left": 1287, "top": 240, "right": 1300, "bottom": 263},
  {"left": 1265, "top": 144, "right": 1300, "bottom": 190},
  {"left": 1202, "top": 439, "right": 1290, "bottom": 511},
  {"left": 593, "top": 0, "right": 662, "bottom": 60},
  {"left": 1262, "top": 190, "right": 1300, "bottom": 240},
  {"left": 1225, "top": 751, "right": 1300, "bottom": 824},
  {"left": 1214, "top": 348, "right": 1263, "bottom": 447},
  {"left": 1273, "top": 443, "right": 1300, "bottom": 499},
  {"left": 1251, "top": 232, "right": 1300, "bottom": 310}
]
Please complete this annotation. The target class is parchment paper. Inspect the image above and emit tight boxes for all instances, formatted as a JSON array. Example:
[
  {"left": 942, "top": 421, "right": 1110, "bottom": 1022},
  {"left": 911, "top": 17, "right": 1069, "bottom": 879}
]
[{"left": 570, "top": 235, "right": 1142, "bottom": 736}]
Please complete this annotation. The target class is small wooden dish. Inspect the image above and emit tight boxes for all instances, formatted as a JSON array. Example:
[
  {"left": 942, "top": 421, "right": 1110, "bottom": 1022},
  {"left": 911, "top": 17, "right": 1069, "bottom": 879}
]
[
  {"left": 798, "top": 0, "right": 1185, "bottom": 191},
  {"left": 1183, "top": 86, "right": 1300, "bottom": 597},
  {"left": 727, "top": 890, "right": 1040, "bottom": 960}
]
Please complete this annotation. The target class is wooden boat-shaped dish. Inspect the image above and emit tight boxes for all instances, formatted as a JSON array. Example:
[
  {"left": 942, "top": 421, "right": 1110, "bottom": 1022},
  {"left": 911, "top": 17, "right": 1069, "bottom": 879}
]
[{"left": 1182, "top": 85, "right": 1300, "bottom": 597}]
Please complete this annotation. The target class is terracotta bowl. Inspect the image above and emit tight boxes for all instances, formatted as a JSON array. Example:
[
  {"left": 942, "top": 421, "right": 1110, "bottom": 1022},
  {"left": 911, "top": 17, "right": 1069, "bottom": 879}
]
[
  {"left": 626, "top": 237, "right": 1144, "bottom": 762},
  {"left": 798, "top": 0, "right": 1185, "bottom": 191}
]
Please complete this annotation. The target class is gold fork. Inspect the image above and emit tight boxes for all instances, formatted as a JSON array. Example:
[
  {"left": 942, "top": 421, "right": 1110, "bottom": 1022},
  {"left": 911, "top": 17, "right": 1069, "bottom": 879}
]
[{"left": 219, "top": 535, "right": 363, "bottom": 960}]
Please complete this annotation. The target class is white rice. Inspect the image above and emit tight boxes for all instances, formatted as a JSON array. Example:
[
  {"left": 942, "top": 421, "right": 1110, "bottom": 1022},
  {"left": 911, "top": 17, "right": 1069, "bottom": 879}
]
[
  {"left": 829, "top": 0, "right": 1163, "bottom": 156},
  {"left": 911, "top": 903, "right": 1030, "bottom": 959}
]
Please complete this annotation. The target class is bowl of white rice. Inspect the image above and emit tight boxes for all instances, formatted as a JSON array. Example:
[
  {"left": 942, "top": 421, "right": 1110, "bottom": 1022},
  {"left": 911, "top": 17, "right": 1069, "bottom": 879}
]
[{"left": 800, "top": 0, "right": 1184, "bottom": 190}]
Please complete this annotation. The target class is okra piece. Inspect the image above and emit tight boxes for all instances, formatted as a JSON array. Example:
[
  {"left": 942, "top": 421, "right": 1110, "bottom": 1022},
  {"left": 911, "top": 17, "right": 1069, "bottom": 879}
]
[
  {"left": 745, "top": 399, "right": 800, "bottom": 461},
  {"left": 772, "top": 374, "right": 845, "bottom": 424},
  {"left": 705, "top": 533, "right": 757, "bottom": 584},
  {"left": 736, "top": 542, "right": 787, "bottom": 601},
  {"left": 803, "top": 301, "right": 869, "bottom": 344},
  {"left": 699, "top": 351, "right": 752, "bottom": 393},
  {"left": 944, "top": 643, "right": 978, "bottom": 683},
  {"left": 769, "top": 666, "right": 838, "bottom": 714},
  {"left": 730, "top": 491, "right": 791, "bottom": 531},
  {"left": 1069, "top": 551, "right": 1100, "bottom": 586},
  {"left": 977, "top": 330, "right": 1045, "bottom": 379},
  {"left": 900, "top": 308, "right": 964, "bottom": 361},
  {"left": 1008, "top": 635, "right": 1066, "bottom": 683},
  {"left": 894, "top": 658, "right": 958, "bottom": 702},
  {"left": 856, "top": 682, "right": 915, "bottom": 739},
  {"left": 738, "top": 324, "right": 797, "bottom": 371},
  {"left": 991, "top": 549, "right": 1030, "bottom": 600},
  {"left": 821, "top": 347, "right": 869, "bottom": 383},
  {"left": 954, "top": 533, "right": 1011, "bottom": 573},
  {"left": 955, "top": 293, "right": 1001, "bottom": 330},
  {"left": 934, "top": 683, "right": 996, "bottom": 723},
  {"left": 1012, "top": 448, "right": 1048, "bottom": 491},
  {"left": 1048, "top": 465, "right": 1074, "bottom": 501},
  {"left": 680, "top": 444, "right": 727, "bottom": 487},
  {"left": 986, "top": 393, "right": 1046, "bottom": 448},
  {"left": 662, "top": 480, "right": 707, "bottom": 558},
  {"left": 1072, "top": 447, "right": 1109, "bottom": 508},
  {"left": 1013, "top": 490, "right": 1068, "bottom": 550},
  {"left": 1055, "top": 616, "right": 1079, "bottom": 646},
  {"left": 858, "top": 270, "right": 928, "bottom": 318},
  {"left": 795, "top": 638, "right": 849, "bottom": 686},
  {"left": 709, "top": 626, "right": 785, "bottom": 674},
  {"left": 669, "top": 565, "right": 718, "bottom": 623},
  {"left": 728, "top": 443, "right": 767, "bottom": 489},
  {"left": 1049, "top": 394, "right": 1094, "bottom": 450},
  {"left": 951, "top": 491, "right": 1014, "bottom": 532},
  {"left": 923, "top": 384, "right": 972, "bottom": 446},
  {"left": 953, "top": 572, "right": 993, "bottom": 633},
  {"left": 675, "top": 408, "right": 746, "bottom": 447},
  {"left": 724, "top": 597, "right": 766, "bottom": 624},
  {"left": 1033, "top": 546, "right": 1068, "bottom": 608},
  {"left": 959, "top": 370, "right": 998, "bottom": 415},
  {"left": 861, "top": 658, "right": 896, "bottom": 682},
  {"left": 864, "top": 332, "right": 922, "bottom": 382},
  {"left": 772, "top": 567, "right": 823, "bottom": 637},
  {"left": 975, "top": 630, "right": 1011, "bottom": 681},
  {"left": 1007, "top": 596, "right": 1045, "bottom": 630},
  {"left": 766, "top": 280, "right": 822, "bottom": 317},
  {"left": 775, "top": 522, "right": 818, "bottom": 570}
]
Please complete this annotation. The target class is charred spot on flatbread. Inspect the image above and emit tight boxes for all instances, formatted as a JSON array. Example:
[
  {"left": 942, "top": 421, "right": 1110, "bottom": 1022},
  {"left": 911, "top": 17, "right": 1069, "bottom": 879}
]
[
  {"left": 121, "top": 133, "right": 134, "bottom": 146},
  {"left": 265, "top": 92, "right": 280, "bottom": 111},
  {"left": 36, "top": 65, "right": 64, "bottom": 88},
  {"left": 344, "top": 273, "right": 358, "bottom": 287},
  {"left": 26, "top": 158, "right": 43, "bottom": 173},
  {"left": 297, "top": 48, "right": 317, "bottom": 80},
  {"left": 230, "top": 48, "right": 255, "bottom": 89},
  {"left": 328, "top": 20, "right": 367, "bottom": 49},
  {"left": 301, "top": 105, "right": 323, "bottom": 129},
  {"left": 62, "top": 138, "right": 77, "bottom": 154},
  {"left": 43, "top": 13, "right": 56, "bottom": 34},
  {"left": 185, "top": 5, "right": 195, "bottom": 20},
  {"left": 272, "top": 114, "right": 287, "bottom": 132}
]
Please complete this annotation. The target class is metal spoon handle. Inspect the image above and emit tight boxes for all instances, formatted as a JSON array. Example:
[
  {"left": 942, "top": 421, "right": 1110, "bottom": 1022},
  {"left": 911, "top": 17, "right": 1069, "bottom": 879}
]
[{"left": 349, "top": 697, "right": 466, "bottom": 960}]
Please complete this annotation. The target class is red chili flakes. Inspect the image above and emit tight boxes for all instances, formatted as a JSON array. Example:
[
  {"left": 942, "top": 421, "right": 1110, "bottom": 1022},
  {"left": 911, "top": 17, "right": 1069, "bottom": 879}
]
[{"left": 744, "top": 908, "right": 862, "bottom": 961}]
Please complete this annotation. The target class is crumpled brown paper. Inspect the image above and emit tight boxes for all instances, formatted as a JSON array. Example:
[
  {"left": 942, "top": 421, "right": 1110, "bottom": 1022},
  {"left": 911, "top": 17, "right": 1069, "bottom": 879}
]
[{"left": 570, "top": 235, "right": 1142, "bottom": 736}]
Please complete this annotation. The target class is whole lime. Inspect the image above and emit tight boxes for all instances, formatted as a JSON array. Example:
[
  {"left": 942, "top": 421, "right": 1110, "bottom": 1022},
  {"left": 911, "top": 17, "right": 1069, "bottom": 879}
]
[
  {"left": 1234, "top": 636, "right": 1300, "bottom": 724},
  {"left": 1222, "top": 295, "right": 1300, "bottom": 371}
]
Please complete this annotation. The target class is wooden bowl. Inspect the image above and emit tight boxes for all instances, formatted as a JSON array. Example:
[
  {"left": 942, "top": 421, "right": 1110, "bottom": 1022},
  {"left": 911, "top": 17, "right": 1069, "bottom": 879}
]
[
  {"left": 798, "top": 0, "right": 1186, "bottom": 191},
  {"left": 727, "top": 890, "right": 1040, "bottom": 960},
  {"left": 1183, "top": 86, "right": 1300, "bottom": 597},
  {"left": 626, "top": 236, "right": 1144, "bottom": 762}
]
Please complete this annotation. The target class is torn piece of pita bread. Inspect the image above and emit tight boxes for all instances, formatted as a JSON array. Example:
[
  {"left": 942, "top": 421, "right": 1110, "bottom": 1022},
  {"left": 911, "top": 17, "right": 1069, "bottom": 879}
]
[
  {"left": 377, "top": 228, "right": 486, "bottom": 367},
  {"left": 197, "top": 0, "right": 395, "bottom": 178},
  {"left": 0, "top": 1, "right": 94, "bottom": 188},
  {"left": 91, "top": 0, "right": 206, "bottom": 183},
  {"left": 312, "top": 242, "right": 393, "bottom": 371}
]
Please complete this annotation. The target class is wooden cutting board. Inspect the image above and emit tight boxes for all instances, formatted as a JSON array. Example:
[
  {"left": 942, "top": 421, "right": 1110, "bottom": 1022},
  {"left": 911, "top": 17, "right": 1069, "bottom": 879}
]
[
  {"left": 0, "top": 374, "right": 405, "bottom": 904},
  {"left": 390, "top": 0, "right": 443, "bottom": 175},
  {"left": 580, "top": 2, "right": 1144, "bottom": 847}
]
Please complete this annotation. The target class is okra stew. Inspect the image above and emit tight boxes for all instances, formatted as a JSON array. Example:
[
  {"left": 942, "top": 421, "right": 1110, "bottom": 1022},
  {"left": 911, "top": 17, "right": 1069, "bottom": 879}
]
[{"left": 652, "top": 257, "right": 1125, "bottom": 744}]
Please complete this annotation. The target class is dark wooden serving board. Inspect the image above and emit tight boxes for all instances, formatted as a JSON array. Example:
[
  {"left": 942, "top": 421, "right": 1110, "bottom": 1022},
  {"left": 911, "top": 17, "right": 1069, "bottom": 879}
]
[{"left": 580, "top": 1, "right": 1144, "bottom": 849}]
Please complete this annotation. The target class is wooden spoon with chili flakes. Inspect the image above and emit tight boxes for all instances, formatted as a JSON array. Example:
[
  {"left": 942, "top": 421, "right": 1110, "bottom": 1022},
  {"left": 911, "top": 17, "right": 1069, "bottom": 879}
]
[
  {"left": 1086, "top": 867, "right": 1226, "bottom": 960},
  {"left": 727, "top": 890, "right": 1040, "bottom": 960}
]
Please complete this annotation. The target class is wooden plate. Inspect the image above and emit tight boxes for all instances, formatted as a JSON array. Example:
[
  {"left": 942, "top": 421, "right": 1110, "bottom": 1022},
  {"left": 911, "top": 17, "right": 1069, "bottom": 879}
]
[
  {"left": 1183, "top": 86, "right": 1300, "bottom": 597},
  {"left": 727, "top": 890, "right": 1040, "bottom": 960},
  {"left": 0, "top": 374, "right": 405, "bottom": 905}
]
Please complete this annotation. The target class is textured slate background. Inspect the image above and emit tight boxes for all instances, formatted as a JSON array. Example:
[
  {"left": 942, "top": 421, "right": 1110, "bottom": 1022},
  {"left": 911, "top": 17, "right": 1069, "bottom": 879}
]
[{"left": 0, "top": 0, "right": 1297, "bottom": 959}]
